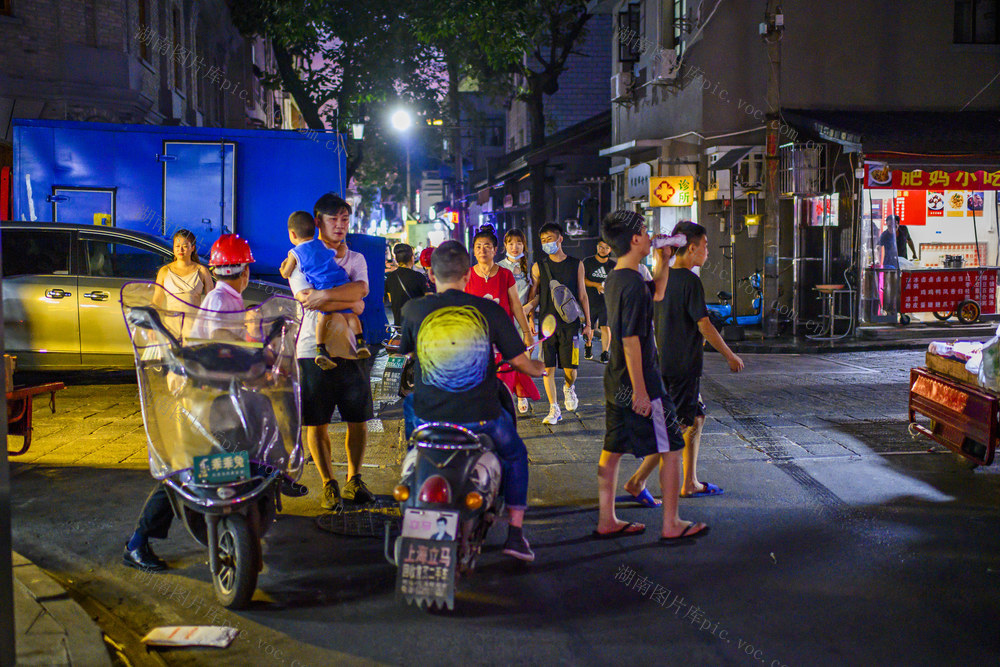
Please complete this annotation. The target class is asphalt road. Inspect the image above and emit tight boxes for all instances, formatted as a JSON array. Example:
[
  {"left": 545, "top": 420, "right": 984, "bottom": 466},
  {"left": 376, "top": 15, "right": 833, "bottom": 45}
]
[{"left": 9, "top": 350, "right": 1000, "bottom": 666}]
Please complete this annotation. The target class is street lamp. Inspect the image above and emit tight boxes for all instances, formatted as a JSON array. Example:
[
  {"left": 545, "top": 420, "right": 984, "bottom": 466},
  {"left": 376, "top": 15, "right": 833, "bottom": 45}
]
[
  {"left": 391, "top": 109, "right": 413, "bottom": 222},
  {"left": 351, "top": 122, "right": 365, "bottom": 141}
]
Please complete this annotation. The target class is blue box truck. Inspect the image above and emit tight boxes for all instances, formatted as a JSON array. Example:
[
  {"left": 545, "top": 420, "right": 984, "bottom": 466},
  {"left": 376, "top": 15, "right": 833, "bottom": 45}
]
[{"left": 9, "top": 118, "right": 387, "bottom": 341}]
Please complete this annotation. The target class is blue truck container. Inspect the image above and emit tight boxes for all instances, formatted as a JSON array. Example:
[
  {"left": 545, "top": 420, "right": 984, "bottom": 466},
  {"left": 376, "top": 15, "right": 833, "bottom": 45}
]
[{"left": 10, "top": 118, "right": 387, "bottom": 341}]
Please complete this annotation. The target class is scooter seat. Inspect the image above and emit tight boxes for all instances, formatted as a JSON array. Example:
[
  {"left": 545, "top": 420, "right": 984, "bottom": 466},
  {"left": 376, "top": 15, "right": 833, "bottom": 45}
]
[
  {"left": 717, "top": 290, "right": 732, "bottom": 301},
  {"left": 412, "top": 423, "right": 482, "bottom": 449}
]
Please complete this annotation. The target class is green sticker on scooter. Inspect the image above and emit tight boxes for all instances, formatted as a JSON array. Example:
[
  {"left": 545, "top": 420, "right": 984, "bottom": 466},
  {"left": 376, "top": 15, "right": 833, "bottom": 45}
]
[{"left": 193, "top": 450, "right": 250, "bottom": 484}]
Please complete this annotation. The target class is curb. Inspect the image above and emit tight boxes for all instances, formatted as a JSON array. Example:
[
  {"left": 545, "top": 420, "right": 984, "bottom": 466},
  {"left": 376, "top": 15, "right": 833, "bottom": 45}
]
[{"left": 12, "top": 551, "right": 111, "bottom": 666}]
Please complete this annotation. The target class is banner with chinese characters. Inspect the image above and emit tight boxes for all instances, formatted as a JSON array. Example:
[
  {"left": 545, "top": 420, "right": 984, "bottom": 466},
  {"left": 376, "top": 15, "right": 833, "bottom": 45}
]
[
  {"left": 649, "top": 176, "right": 695, "bottom": 207},
  {"left": 899, "top": 269, "right": 998, "bottom": 315},
  {"left": 865, "top": 165, "right": 1000, "bottom": 191}
]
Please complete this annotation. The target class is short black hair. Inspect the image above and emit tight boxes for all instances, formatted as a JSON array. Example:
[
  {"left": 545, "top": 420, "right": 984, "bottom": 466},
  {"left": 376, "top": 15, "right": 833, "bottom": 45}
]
[
  {"left": 539, "top": 222, "right": 564, "bottom": 238},
  {"left": 673, "top": 220, "right": 707, "bottom": 256},
  {"left": 313, "top": 193, "right": 352, "bottom": 218},
  {"left": 287, "top": 211, "right": 316, "bottom": 239},
  {"left": 437, "top": 517, "right": 447, "bottom": 525},
  {"left": 431, "top": 240, "right": 470, "bottom": 282},
  {"left": 472, "top": 228, "right": 498, "bottom": 248},
  {"left": 601, "top": 210, "right": 645, "bottom": 257},
  {"left": 393, "top": 242, "right": 414, "bottom": 264}
]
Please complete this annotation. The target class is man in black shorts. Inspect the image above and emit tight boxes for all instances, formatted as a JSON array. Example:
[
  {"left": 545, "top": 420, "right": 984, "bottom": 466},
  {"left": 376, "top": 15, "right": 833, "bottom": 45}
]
[
  {"left": 595, "top": 211, "right": 707, "bottom": 541},
  {"left": 624, "top": 221, "right": 744, "bottom": 500},
  {"left": 289, "top": 194, "right": 376, "bottom": 511},
  {"left": 529, "top": 222, "right": 592, "bottom": 425},
  {"left": 583, "top": 239, "right": 616, "bottom": 363}
]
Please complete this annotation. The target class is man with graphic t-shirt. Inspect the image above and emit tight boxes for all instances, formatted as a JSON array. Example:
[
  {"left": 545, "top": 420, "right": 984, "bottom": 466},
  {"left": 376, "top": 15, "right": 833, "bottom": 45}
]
[
  {"left": 583, "top": 240, "right": 616, "bottom": 363},
  {"left": 400, "top": 241, "right": 544, "bottom": 561}
]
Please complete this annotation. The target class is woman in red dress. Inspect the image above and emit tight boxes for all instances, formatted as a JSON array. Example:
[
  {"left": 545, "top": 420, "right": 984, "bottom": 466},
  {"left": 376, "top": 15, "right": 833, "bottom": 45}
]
[{"left": 465, "top": 228, "right": 542, "bottom": 407}]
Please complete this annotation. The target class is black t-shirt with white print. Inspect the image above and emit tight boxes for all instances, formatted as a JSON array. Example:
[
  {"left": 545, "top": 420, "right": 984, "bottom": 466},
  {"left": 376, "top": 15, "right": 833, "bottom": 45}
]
[{"left": 583, "top": 255, "right": 616, "bottom": 311}]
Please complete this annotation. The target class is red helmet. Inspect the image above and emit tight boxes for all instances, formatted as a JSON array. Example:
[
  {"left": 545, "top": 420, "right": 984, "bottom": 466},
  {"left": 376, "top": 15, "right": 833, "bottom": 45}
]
[
  {"left": 210, "top": 234, "right": 255, "bottom": 267},
  {"left": 419, "top": 246, "right": 434, "bottom": 268}
]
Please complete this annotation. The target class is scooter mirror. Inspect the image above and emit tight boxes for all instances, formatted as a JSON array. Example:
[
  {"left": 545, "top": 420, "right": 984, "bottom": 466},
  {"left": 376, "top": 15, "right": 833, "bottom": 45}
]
[{"left": 540, "top": 314, "right": 557, "bottom": 340}]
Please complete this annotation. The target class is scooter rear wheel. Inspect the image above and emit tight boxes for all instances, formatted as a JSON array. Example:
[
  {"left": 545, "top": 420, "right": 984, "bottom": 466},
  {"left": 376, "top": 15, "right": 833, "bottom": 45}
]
[{"left": 213, "top": 514, "right": 259, "bottom": 609}]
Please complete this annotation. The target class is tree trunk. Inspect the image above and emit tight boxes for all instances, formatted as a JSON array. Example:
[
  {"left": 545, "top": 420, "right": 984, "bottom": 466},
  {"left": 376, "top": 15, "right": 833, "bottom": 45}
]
[
  {"left": 525, "top": 89, "right": 548, "bottom": 242},
  {"left": 447, "top": 57, "right": 463, "bottom": 239},
  {"left": 271, "top": 40, "right": 323, "bottom": 129}
]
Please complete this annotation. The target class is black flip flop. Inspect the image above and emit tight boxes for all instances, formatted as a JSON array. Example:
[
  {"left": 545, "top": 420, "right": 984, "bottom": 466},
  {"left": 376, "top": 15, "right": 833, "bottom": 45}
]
[
  {"left": 592, "top": 522, "right": 646, "bottom": 539},
  {"left": 660, "top": 523, "right": 710, "bottom": 542}
]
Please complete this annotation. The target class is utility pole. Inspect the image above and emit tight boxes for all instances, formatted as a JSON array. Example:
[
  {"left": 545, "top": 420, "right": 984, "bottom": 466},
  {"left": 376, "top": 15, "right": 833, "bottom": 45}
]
[{"left": 762, "top": 0, "right": 784, "bottom": 337}]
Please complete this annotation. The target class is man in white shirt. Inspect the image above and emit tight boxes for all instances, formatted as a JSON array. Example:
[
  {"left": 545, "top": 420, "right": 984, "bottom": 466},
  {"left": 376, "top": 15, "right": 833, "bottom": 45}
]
[
  {"left": 288, "top": 194, "right": 374, "bottom": 512},
  {"left": 188, "top": 234, "right": 254, "bottom": 341}
]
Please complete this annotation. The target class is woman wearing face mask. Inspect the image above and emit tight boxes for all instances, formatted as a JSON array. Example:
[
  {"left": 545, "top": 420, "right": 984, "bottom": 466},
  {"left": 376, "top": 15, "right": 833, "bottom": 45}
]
[
  {"left": 466, "top": 228, "right": 541, "bottom": 414},
  {"left": 498, "top": 229, "right": 543, "bottom": 413}
]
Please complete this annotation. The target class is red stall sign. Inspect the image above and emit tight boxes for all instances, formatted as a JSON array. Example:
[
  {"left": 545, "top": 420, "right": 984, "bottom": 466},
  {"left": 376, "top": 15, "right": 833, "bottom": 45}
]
[{"left": 900, "top": 270, "right": 998, "bottom": 314}]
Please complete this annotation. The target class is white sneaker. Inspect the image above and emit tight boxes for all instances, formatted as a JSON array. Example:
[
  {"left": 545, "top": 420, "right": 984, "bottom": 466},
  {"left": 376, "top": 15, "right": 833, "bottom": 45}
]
[
  {"left": 542, "top": 403, "right": 562, "bottom": 425},
  {"left": 564, "top": 384, "right": 579, "bottom": 412},
  {"left": 517, "top": 397, "right": 529, "bottom": 414}
]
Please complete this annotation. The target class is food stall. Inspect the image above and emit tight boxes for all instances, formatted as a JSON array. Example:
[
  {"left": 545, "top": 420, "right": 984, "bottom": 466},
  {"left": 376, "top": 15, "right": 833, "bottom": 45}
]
[{"left": 859, "top": 165, "right": 1000, "bottom": 325}]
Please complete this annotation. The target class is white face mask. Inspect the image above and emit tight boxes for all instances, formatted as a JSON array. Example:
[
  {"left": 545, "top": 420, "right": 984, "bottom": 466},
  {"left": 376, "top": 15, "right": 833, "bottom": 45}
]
[
  {"left": 541, "top": 241, "right": 559, "bottom": 255},
  {"left": 507, "top": 252, "right": 524, "bottom": 260}
]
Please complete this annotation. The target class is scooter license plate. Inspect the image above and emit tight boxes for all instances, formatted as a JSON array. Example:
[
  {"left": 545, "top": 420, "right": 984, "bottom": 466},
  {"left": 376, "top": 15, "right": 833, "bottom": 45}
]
[
  {"left": 193, "top": 451, "right": 250, "bottom": 484},
  {"left": 401, "top": 509, "right": 459, "bottom": 540}
]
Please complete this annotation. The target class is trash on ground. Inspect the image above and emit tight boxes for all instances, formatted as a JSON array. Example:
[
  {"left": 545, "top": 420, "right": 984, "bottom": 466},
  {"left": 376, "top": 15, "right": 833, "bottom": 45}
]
[{"left": 141, "top": 626, "right": 239, "bottom": 648}]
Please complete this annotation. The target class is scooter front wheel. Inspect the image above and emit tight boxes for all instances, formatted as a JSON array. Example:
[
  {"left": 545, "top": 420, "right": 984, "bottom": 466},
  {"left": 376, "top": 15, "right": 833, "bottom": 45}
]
[{"left": 213, "top": 514, "right": 259, "bottom": 609}]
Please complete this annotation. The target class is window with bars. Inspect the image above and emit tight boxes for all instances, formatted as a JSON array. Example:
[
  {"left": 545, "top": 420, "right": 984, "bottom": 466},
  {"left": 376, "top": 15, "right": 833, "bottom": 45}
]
[
  {"left": 673, "top": 0, "right": 687, "bottom": 57},
  {"left": 955, "top": 0, "right": 999, "bottom": 43},
  {"left": 617, "top": 2, "right": 642, "bottom": 64}
]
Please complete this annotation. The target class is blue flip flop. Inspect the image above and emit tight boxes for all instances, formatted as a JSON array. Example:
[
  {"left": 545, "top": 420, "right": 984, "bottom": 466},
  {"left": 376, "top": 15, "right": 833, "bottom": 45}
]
[
  {"left": 615, "top": 488, "right": 662, "bottom": 508},
  {"left": 680, "top": 482, "right": 724, "bottom": 498}
]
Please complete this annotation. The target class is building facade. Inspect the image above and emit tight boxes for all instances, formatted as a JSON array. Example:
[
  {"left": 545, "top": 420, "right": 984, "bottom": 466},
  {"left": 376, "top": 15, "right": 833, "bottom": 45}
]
[
  {"left": 0, "top": 0, "right": 288, "bottom": 163},
  {"left": 595, "top": 0, "right": 1000, "bottom": 329}
]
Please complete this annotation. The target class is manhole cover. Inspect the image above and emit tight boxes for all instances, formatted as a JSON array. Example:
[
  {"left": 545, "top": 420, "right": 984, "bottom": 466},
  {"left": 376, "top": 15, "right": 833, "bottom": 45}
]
[{"left": 316, "top": 500, "right": 402, "bottom": 537}]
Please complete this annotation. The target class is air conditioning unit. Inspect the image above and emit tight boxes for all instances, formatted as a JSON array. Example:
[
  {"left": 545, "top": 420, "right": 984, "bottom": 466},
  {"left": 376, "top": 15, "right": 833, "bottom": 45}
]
[
  {"left": 650, "top": 49, "right": 679, "bottom": 84},
  {"left": 611, "top": 71, "right": 634, "bottom": 103}
]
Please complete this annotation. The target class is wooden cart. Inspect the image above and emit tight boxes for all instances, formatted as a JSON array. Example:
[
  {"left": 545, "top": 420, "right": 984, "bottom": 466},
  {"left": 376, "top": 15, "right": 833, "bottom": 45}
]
[
  {"left": 908, "top": 364, "right": 999, "bottom": 466},
  {"left": 7, "top": 382, "right": 65, "bottom": 456}
]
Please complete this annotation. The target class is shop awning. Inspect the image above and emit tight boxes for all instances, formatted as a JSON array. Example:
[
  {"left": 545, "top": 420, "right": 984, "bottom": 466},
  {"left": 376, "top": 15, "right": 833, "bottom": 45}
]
[{"left": 708, "top": 146, "right": 755, "bottom": 172}]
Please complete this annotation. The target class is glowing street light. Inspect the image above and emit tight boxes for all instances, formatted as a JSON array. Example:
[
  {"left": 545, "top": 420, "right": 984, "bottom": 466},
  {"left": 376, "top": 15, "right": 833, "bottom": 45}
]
[{"left": 390, "top": 109, "right": 414, "bottom": 220}]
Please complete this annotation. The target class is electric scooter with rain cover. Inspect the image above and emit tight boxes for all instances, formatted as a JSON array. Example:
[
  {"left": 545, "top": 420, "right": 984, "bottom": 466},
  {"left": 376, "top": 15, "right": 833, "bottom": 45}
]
[{"left": 121, "top": 281, "right": 303, "bottom": 609}]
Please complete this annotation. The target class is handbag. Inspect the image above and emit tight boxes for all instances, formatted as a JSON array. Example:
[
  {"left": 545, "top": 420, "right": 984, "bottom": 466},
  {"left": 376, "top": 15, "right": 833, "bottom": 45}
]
[{"left": 541, "top": 258, "right": 584, "bottom": 323}]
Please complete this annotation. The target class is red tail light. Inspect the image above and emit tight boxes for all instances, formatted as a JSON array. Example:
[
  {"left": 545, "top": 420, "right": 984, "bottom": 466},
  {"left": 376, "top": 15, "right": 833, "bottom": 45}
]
[{"left": 418, "top": 475, "right": 452, "bottom": 505}]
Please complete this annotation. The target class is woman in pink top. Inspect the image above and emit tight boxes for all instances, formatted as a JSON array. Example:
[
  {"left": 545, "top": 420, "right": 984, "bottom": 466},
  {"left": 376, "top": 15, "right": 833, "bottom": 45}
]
[{"left": 465, "top": 228, "right": 541, "bottom": 406}]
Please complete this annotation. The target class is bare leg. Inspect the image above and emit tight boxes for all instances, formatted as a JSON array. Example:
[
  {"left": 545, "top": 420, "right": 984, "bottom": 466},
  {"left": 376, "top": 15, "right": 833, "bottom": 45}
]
[
  {"left": 597, "top": 450, "right": 642, "bottom": 533},
  {"left": 543, "top": 367, "right": 558, "bottom": 404},
  {"left": 508, "top": 507, "right": 524, "bottom": 529},
  {"left": 600, "top": 326, "right": 611, "bottom": 354},
  {"left": 345, "top": 421, "right": 367, "bottom": 481},
  {"left": 681, "top": 416, "right": 706, "bottom": 496},
  {"left": 661, "top": 450, "right": 705, "bottom": 538},
  {"left": 304, "top": 425, "right": 334, "bottom": 485},
  {"left": 564, "top": 368, "right": 577, "bottom": 388},
  {"left": 624, "top": 453, "right": 660, "bottom": 496}
]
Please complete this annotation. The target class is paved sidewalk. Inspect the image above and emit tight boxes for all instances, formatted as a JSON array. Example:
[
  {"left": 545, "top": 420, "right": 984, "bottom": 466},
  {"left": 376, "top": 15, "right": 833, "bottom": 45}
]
[{"left": 12, "top": 551, "right": 110, "bottom": 666}]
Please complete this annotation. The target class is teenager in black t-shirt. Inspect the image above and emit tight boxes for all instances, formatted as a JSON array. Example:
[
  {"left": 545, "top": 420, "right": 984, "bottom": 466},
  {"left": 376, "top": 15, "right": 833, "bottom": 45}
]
[
  {"left": 529, "top": 222, "right": 592, "bottom": 425},
  {"left": 583, "top": 239, "right": 616, "bottom": 363},
  {"left": 595, "top": 211, "right": 708, "bottom": 541},
  {"left": 399, "top": 241, "right": 544, "bottom": 562},
  {"left": 385, "top": 243, "right": 429, "bottom": 325},
  {"left": 625, "top": 221, "right": 744, "bottom": 502}
]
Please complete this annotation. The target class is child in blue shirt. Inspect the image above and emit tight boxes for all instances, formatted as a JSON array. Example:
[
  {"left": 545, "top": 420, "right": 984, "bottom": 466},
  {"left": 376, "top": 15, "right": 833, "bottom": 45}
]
[{"left": 280, "top": 211, "right": 369, "bottom": 367}]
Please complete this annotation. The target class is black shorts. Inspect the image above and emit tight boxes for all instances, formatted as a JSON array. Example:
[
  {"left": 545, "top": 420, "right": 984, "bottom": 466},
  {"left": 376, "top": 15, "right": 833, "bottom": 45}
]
[
  {"left": 542, "top": 323, "right": 581, "bottom": 369},
  {"left": 663, "top": 374, "right": 706, "bottom": 428},
  {"left": 591, "top": 302, "right": 608, "bottom": 328},
  {"left": 299, "top": 358, "right": 374, "bottom": 426},
  {"left": 604, "top": 397, "right": 685, "bottom": 457}
]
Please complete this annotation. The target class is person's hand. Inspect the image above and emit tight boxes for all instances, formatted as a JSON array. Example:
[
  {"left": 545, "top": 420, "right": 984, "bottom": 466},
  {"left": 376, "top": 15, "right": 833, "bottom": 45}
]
[
  {"left": 523, "top": 332, "right": 534, "bottom": 348},
  {"left": 583, "top": 324, "right": 593, "bottom": 344},
  {"left": 527, "top": 315, "right": 536, "bottom": 337},
  {"left": 597, "top": 283, "right": 605, "bottom": 295},
  {"left": 296, "top": 289, "right": 327, "bottom": 311},
  {"left": 727, "top": 354, "right": 745, "bottom": 373},
  {"left": 350, "top": 300, "right": 365, "bottom": 314},
  {"left": 631, "top": 390, "right": 652, "bottom": 417}
]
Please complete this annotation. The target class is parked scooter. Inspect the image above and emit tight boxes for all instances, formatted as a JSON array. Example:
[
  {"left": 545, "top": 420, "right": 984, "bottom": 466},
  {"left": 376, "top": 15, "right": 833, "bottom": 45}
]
[
  {"left": 706, "top": 272, "right": 763, "bottom": 329},
  {"left": 121, "top": 281, "right": 303, "bottom": 609},
  {"left": 385, "top": 315, "right": 556, "bottom": 609}
]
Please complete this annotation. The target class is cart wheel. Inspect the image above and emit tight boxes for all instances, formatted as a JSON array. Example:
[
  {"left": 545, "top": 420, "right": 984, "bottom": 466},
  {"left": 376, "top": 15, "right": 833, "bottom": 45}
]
[
  {"left": 932, "top": 311, "right": 952, "bottom": 321},
  {"left": 899, "top": 314, "right": 911, "bottom": 325},
  {"left": 213, "top": 514, "right": 259, "bottom": 609},
  {"left": 956, "top": 300, "right": 981, "bottom": 324}
]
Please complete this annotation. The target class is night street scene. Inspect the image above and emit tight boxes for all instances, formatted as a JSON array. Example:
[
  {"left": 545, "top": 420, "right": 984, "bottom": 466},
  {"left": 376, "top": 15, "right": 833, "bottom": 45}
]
[{"left": 1, "top": 1, "right": 1000, "bottom": 665}]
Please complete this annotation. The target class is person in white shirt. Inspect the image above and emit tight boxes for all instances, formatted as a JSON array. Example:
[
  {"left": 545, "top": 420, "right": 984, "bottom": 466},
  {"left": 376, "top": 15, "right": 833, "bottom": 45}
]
[{"left": 189, "top": 234, "right": 254, "bottom": 341}]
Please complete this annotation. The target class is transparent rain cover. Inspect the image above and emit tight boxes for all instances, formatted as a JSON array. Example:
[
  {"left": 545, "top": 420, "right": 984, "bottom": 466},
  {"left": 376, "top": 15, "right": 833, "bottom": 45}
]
[{"left": 120, "top": 281, "right": 303, "bottom": 481}]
